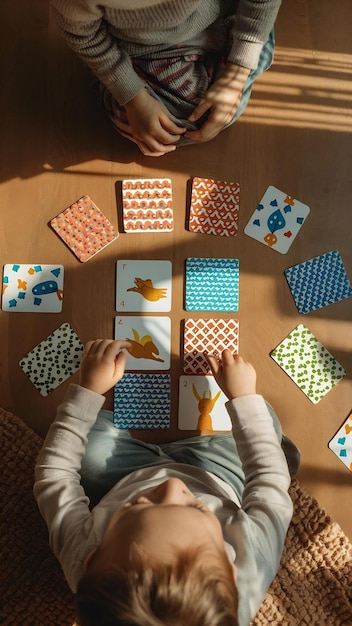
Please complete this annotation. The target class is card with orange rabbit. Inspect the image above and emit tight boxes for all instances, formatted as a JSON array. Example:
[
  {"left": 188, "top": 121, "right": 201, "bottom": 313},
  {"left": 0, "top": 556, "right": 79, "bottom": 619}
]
[
  {"left": 116, "top": 260, "right": 172, "bottom": 312},
  {"left": 114, "top": 315, "right": 171, "bottom": 370},
  {"left": 178, "top": 375, "right": 231, "bottom": 431}
]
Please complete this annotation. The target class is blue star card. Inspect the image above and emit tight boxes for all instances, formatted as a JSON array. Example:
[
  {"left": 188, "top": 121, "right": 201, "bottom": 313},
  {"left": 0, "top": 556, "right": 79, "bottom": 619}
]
[
  {"left": 2, "top": 264, "right": 64, "bottom": 312},
  {"left": 328, "top": 411, "right": 352, "bottom": 472},
  {"left": 285, "top": 250, "right": 352, "bottom": 314},
  {"left": 113, "top": 373, "right": 170, "bottom": 429},
  {"left": 185, "top": 257, "right": 239, "bottom": 312}
]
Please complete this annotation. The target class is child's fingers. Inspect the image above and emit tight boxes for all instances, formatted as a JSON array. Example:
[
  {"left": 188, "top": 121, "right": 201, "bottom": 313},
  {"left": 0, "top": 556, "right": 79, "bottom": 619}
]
[
  {"left": 160, "top": 114, "right": 186, "bottom": 136},
  {"left": 83, "top": 339, "right": 130, "bottom": 360},
  {"left": 206, "top": 354, "right": 220, "bottom": 376},
  {"left": 188, "top": 99, "right": 210, "bottom": 123},
  {"left": 115, "top": 348, "right": 129, "bottom": 370},
  {"left": 82, "top": 340, "right": 104, "bottom": 357},
  {"left": 82, "top": 340, "right": 94, "bottom": 356},
  {"left": 221, "top": 349, "right": 237, "bottom": 365},
  {"left": 104, "top": 340, "right": 131, "bottom": 360},
  {"left": 137, "top": 139, "right": 175, "bottom": 156}
]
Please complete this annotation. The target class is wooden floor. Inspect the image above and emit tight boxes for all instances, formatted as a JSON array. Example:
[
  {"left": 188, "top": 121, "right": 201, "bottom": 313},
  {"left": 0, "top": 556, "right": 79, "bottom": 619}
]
[{"left": 1, "top": 1, "right": 352, "bottom": 538}]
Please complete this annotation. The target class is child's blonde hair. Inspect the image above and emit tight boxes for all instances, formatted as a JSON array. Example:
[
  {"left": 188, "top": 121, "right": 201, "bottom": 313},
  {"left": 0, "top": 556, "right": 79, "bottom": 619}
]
[{"left": 75, "top": 546, "right": 238, "bottom": 625}]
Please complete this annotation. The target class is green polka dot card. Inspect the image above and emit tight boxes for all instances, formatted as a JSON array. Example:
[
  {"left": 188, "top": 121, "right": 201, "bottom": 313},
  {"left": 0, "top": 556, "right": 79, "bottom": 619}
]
[
  {"left": 271, "top": 324, "right": 346, "bottom": 403},
  {"left": 19, "top": 322, "right": 83, "bottom": 396}
]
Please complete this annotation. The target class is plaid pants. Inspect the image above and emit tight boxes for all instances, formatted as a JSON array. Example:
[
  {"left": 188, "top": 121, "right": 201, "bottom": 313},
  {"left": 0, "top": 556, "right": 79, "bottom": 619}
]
[{"left": 97, "top": 30, "right": 275, "bottom": 147}]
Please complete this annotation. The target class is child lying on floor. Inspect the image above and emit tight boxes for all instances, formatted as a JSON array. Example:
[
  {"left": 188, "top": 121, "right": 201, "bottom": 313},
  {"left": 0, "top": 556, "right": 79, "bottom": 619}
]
[{"left": 34, "top": 338, "right": 299, "bottom": 626}]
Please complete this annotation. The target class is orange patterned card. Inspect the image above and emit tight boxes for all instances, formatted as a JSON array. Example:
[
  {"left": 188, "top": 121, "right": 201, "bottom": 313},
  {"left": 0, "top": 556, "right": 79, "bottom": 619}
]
[
  {"left": 50, "top": 195, "right": 119, "bottom": 262},
  {"left": 122, "top": 178, "right": 173, "bottom": 232},
  {"left": 188, "top": 177, "right": 240, "bottom": 237},
  {"left": 183, "top": 318, "right": 239, "bottom": 374}
]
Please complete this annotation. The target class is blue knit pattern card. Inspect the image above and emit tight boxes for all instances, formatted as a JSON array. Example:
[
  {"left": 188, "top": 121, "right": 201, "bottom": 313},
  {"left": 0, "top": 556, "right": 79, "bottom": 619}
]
[
  {"left": 113, "top": 373, "right": 170, "bottom": 429},
  {"left": 285, "top": 250, "right": 352, "bottom": 314},
  {"left": 185, "top": 257, "right": 239, "bottom": 312}
]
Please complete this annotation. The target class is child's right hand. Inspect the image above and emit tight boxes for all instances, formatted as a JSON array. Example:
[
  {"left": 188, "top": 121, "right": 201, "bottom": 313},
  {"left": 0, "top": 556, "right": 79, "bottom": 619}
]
[
  {"left": 207, "top": 350, "right": 257, "bottom": 400},
  {"left": 79, "top": 339, "right": 130, "bottom": 395},
  {"left": 124, "top": 88, "right": 186, "bottom": 156}
]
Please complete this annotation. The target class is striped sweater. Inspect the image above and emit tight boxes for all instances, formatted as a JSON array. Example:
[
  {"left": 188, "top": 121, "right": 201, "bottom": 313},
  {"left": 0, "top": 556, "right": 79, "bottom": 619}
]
[{"left": 51, "top": 0, "right": 281, "bottom": 105}]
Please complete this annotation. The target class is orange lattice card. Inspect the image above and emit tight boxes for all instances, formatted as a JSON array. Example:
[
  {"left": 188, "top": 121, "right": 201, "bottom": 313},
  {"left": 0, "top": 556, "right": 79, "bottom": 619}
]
[
  {"left": 122, "top": 178, "right": 173, "bottom": 232},
  {"left": 50, "top": 196, "right": 119, "bottom": 262},
  {"left": 188, "top": 177, "right": 240, "bottom": 237},
  {"left": 183, "top": 318, "right": 239, "bottom": 375}
]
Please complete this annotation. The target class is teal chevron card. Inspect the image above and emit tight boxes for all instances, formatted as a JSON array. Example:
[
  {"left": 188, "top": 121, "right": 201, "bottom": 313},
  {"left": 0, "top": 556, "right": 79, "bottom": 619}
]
[{"left": 185, "top": 257, "right": 239, "bottom": 312}]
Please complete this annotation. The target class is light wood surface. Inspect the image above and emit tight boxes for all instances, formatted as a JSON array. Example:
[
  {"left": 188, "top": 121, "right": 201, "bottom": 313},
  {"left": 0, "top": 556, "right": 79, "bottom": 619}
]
[{"left": 1, "top": 1, "right": 351, "bottom": 538}]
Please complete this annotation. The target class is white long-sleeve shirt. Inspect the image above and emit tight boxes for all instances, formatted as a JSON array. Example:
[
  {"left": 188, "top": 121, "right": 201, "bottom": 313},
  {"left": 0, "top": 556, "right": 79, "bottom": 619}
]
[
  {"left": 50, "top": 0, "right": 281, "bottom": 105},
  {"left": 34, "top": 384, "right": 292, "bottom": 626}
]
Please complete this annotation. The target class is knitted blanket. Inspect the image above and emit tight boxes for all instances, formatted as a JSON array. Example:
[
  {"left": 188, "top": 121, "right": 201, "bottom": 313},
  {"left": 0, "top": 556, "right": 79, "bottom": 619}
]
[{"left": 0, "top": 407, "right": 351, "bottom": 626}]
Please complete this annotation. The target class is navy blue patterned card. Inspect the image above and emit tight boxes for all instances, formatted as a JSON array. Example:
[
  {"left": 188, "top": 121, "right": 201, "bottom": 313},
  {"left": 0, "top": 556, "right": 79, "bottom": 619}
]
[
  {"left": 285, "top": 250, "right": 352, "bottom": 314},
  {"left": 113, "top": 373, "right": 170, "bottom": 429}
]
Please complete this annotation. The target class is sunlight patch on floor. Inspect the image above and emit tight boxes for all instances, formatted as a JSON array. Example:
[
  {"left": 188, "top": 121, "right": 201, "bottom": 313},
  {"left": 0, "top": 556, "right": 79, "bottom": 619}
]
[{"left": 245, "top": 47, "right": 352, "bottom": 132}]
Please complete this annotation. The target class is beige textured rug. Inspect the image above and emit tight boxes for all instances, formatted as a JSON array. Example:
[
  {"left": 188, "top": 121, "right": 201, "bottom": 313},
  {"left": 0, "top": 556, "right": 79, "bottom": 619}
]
[{"left": 1, "top": 408, "right": 351, "bottom": 626}]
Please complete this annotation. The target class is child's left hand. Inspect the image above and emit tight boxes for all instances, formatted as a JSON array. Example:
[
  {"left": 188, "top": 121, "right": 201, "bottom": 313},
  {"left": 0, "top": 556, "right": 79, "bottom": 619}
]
[
  {"left": 185, "top": 62, "right": 250, "bottom": 143},
  {"left": 79, "top": 339, "right": 130, "bottom": 395}
]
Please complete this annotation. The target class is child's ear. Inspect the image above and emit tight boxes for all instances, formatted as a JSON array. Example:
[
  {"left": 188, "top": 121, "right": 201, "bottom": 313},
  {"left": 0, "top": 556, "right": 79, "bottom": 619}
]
[{"left": 84, "top": 549, "right": 97, "bottom": 570}]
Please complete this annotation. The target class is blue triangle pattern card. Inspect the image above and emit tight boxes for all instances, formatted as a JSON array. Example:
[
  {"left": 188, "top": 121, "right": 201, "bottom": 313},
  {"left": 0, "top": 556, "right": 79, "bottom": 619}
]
[
  {"left": 244, "top": 186, "right": 310, "bottom": 254},
  {"left": 328, "top": 411, "right": 352, "bottom": 472},
  {"left": 116, "top": 260, "right": 172, "bottom": 312},
  {"left": 178, "top": 375, "right": 231, "bottom": 431},
  {"left": 271, "top": 324, "right": 346, "bottom": 404},
  {"left": 2, "top": 264, "right": 64, "bottom": 312},
  {"left": 114, "top": 373, "right": 170, "bottom": 429},
  {"left": 185, "top": 257, "right": 239, "bottom": 312},
  {"left": 114, "top": 315, "right": 171, "bottom": 370},
  {"left": 19, "top": 322, "right": 83, "bottom": 396},
  {"left": 285, "top": 250, "right": 352, "bottom": 314}
]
